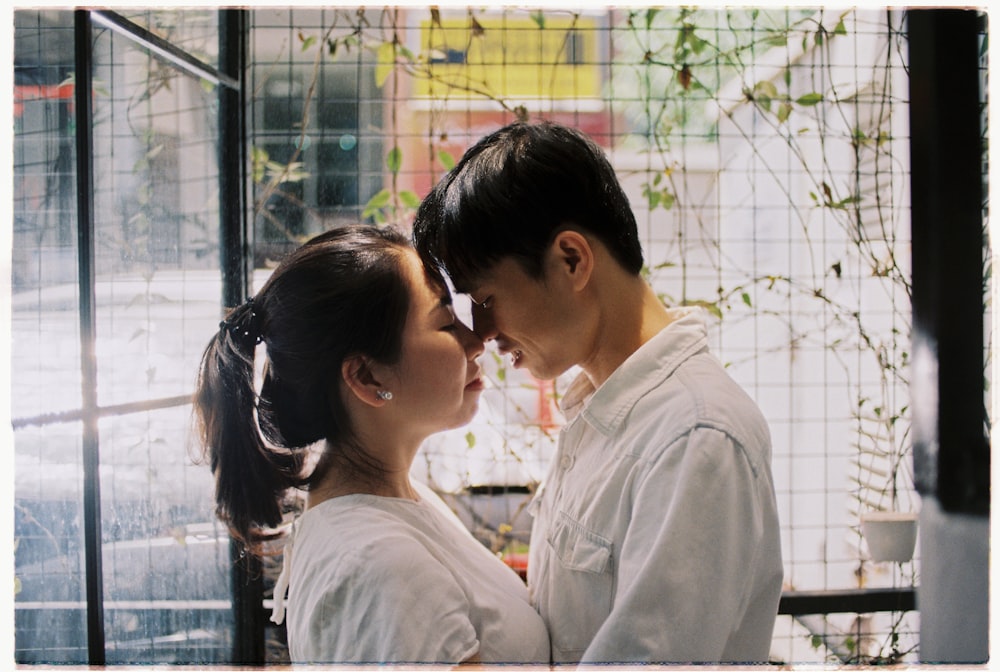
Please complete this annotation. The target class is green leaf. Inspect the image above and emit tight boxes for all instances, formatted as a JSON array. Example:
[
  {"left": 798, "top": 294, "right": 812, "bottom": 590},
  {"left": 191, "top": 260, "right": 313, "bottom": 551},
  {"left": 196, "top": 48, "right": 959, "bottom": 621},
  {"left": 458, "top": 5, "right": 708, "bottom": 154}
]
[
  {"left": 684, "top": 299, "right": 722, "bottom": 320},
  {"left": 496, "top": 367, "right": 506, "bottom": 383},
  {"left": 766, "top": 33, "right": 788, "bottom": 48},
  {"left": 251, "top": 146, "right": 268, "bottom": 183},
  {"left": 834, "top": 19, "right": 848, "bottom": 36},
  {"left": 689, "top": 36, "right": 709, "bottom": 55},
  {"left": 362, "top": 189, "right": 392, "bottom": 218},
  {"left": 399, "top": 190, "right": 421, "bottom": 209},
  {"left": 386, "top": 146, "right": 402, "bottom": 174},
  {"left": 531, "top": 11, "right": 545, "bottom": 29},
  {"left": 777, "top": 102, "right": 792, "bottom": 123},
  {"left": 741, "top": 292, "right": 752, "bottom": 307},
  {"left": 438, "top": 150, "right": 455, "bottom": 171},
  {"left": 649, "top": 192, "right": 661, "bottom": 209},
  {"left": 301, "top": 35, "right": 316, "bottom": 52},
  {"left": 645, "top": 8, "right": 659, "bottom": 29},
  {"left": 465, "top": 431, "right": 476, "bottom": 449},
  {"left": 375, "top": 41, "right": 396, "bottom": 88},
  {"left": 795, "top": 92, "right": 824, "bottom": 106},
  {"left": 755, "top": 80, "right": 778, "bottom": 99}
]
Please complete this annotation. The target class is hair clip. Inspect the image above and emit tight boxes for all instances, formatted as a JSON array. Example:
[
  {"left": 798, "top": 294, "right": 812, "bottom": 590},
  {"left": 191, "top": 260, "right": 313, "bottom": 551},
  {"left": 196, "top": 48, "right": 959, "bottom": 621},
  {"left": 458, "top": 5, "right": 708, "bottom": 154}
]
[{"left": 219, "top": 296, "right": 264, "bottom": 345}]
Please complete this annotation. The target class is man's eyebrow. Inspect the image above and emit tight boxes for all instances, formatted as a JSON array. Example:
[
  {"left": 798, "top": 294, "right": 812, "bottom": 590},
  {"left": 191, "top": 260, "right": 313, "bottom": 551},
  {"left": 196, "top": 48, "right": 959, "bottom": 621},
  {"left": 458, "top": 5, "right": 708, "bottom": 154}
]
[{"left": 453, "top": 282, "right": 479, "bottom": 297}]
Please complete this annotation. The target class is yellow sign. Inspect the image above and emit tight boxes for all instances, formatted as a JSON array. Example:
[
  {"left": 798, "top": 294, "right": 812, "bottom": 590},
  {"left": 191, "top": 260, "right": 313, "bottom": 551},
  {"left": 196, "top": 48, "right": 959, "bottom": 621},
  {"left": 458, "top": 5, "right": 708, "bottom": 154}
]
[{"left": 413, "top": 15, "right": 602, "bottom": 100}]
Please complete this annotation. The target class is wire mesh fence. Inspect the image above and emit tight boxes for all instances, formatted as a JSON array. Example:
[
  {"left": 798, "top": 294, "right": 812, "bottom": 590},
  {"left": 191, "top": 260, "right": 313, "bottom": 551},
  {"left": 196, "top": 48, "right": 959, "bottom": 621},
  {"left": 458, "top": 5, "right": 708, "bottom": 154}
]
[{"left": 246, "top": 8, "right": 925, "bottom": 663}]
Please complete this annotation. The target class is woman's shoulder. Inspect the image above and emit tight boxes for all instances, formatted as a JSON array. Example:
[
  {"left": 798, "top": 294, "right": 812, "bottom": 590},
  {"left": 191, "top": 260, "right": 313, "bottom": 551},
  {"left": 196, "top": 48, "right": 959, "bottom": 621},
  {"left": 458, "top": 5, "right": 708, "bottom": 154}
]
[{"left": 295, "top": 497, "right": 438, "bottom": 567}]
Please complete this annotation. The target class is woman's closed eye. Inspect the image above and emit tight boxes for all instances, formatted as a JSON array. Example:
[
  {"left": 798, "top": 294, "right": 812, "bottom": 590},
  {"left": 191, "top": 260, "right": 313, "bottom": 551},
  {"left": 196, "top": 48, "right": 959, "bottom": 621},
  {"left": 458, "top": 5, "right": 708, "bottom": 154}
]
[{"left": 439, "top": 306, "right": 459, "bottom": 331}]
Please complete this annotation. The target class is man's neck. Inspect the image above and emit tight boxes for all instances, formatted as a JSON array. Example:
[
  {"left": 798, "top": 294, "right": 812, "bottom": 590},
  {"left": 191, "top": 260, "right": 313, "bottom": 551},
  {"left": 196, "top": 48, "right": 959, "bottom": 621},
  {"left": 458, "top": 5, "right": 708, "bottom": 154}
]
[{"left": 580, "top": 276, "right": 673, "bottom": 389}]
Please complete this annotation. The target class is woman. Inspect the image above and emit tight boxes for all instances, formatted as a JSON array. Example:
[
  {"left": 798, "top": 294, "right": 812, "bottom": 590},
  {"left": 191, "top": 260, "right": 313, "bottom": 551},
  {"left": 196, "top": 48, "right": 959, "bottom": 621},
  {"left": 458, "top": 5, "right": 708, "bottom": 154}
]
[{"left": 194, "top": 225, "right": 549, "bottom": 664}]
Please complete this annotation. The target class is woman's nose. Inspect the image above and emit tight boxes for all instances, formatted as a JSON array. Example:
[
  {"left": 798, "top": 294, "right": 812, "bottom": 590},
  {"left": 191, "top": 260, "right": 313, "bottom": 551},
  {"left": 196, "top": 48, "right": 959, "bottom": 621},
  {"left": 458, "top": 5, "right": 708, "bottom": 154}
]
[
  {"left": 471, "top": 302, "right": 497, "bottom": 341},
  {"left": 459, "top": 320, "right": 485, "bottom": 358}
]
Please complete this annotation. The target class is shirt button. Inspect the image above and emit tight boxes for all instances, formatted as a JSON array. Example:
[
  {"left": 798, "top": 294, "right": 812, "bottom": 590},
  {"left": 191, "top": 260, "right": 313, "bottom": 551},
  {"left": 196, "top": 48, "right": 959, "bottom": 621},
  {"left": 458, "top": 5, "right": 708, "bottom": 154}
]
[{"left": 560, "top": 454, "right": 574, "bottom": 470}]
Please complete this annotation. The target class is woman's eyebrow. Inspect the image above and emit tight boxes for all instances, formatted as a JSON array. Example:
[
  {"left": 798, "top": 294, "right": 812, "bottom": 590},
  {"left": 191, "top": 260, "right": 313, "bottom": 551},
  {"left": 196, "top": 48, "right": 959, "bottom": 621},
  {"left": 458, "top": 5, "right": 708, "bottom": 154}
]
[{"left": 429, "top": 294, "right": 453, "bottom": 316}]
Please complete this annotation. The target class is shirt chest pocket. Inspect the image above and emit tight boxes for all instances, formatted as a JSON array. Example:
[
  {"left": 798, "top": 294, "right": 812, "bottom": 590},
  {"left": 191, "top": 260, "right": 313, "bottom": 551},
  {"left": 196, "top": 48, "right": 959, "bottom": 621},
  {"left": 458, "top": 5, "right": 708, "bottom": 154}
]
[
  {"left": 544, "top": 511, "right": 614, "bottom": 658},
  {"left": 548, "top": 512, "right": 613, "bottom": 573}
]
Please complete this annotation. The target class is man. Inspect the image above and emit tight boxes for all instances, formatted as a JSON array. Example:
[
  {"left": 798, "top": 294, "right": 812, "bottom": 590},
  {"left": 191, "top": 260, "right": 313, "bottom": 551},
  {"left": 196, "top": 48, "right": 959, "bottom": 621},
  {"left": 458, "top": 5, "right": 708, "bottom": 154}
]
[{"left": 413, "top": 120, "right": 783, "bottom": 664}]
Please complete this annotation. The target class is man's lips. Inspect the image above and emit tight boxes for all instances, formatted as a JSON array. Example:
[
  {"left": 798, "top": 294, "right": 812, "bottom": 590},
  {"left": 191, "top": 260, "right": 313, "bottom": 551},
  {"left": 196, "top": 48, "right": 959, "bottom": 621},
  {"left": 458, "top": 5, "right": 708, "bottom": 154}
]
[{"left": 498, "top": 342, "right": 523, "bottom": 366}]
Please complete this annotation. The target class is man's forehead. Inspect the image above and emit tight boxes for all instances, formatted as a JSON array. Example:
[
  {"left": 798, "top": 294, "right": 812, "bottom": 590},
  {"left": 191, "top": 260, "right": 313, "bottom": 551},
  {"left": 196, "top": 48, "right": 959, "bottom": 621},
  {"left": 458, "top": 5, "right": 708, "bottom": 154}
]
[{"left": 452, "top": 266, "right": 495, "bottom": 296}]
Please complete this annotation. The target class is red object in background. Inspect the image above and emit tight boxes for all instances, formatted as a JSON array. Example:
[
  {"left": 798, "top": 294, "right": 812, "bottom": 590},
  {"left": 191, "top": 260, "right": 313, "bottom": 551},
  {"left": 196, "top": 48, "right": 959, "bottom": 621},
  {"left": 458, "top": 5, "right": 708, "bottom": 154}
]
[
  {"left": 14, "top": 83, "right": 76, "bottom": 117},
  {"left": 502, "top": 552, "right": 528, "bottom": 581},
  {"left": 534, "top": 376, "right": 558, "bottom": 431}
]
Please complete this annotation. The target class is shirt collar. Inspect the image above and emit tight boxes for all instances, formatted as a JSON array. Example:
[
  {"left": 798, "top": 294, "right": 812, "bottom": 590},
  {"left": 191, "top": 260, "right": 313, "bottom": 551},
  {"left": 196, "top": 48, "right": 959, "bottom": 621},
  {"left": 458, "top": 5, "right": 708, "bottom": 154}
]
[{"left": 560, "top": 307, "right": 710, "bottom": 435}]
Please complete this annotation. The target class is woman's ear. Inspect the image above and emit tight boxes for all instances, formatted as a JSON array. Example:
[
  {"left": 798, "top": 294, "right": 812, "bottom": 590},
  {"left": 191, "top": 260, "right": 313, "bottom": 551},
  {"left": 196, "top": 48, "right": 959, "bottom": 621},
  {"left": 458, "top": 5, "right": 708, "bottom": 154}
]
[
  {"left": 341, "top": 355, "right": 389, "bottom": 407},
  {"left": 550, "top": 229, "right": 594, "bottom": 291}
]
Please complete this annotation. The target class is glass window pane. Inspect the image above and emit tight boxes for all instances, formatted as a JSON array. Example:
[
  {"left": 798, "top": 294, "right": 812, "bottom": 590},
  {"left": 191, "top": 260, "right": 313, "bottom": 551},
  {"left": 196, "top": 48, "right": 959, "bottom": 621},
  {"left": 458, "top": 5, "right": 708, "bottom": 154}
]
[
  {"left": 87, "top": 21, "right": 232, "bottom": 663},
  {"left": 90, "top": 25, "right": 222, "bottom": 407},
  {"left": 12, "top": 9, "right": 81, "bottom": 422},
  {"left": 14, "top": 422, "right": 88, "bottom": 664},
  {"left": 13, "top": 8, "right": 233, "bottom": 664},
  {"left": 100, "top": 409, "right": 232, "bottom": 664},
  {"left": 114, "top": 9, "right": 221, "bottom": 70}
]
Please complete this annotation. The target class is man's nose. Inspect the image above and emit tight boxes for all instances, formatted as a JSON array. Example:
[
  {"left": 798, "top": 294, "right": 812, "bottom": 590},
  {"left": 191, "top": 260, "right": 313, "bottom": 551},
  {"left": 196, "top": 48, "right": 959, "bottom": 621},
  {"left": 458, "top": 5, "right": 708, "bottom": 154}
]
[
  {"left": 471, "top": 302, "right": 498, "bottom": 341},
  {"left": 458, "top": 320, "right": 485, "bottom": 359}
]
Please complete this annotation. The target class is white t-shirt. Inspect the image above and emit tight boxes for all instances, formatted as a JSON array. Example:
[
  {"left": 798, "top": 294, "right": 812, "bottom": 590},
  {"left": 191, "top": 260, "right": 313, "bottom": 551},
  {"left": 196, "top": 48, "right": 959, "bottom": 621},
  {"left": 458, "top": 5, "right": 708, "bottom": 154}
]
[
  {"left": 527, "top": 307, "right": 784, "bottom": 664},
  {"left": 279, "top": 480, "right": 550, "bottom": 664}
]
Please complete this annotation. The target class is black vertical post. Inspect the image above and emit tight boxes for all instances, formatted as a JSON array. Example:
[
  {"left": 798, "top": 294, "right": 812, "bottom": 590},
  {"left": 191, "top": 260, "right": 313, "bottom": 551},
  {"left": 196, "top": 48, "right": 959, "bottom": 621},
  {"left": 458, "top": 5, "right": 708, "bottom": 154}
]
[
  {"left": 219, "top": 8, "right": 251, "bottom": 309},
  {"left": 73, "top": 9, "right": 106, "bottom": 665},
  {"left": 218, "top": 8, "right": 265, "bottom": 665},
  {"left": 908, "top": 9, "right": 989, "bottom": 515}
]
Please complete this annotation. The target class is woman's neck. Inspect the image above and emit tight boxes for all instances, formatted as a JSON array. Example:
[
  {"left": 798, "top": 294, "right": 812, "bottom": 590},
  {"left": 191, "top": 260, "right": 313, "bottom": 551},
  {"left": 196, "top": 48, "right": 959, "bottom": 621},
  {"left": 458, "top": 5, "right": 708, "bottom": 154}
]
[{"left": 306, "top": 451, "right": 419, "bottom": 509}]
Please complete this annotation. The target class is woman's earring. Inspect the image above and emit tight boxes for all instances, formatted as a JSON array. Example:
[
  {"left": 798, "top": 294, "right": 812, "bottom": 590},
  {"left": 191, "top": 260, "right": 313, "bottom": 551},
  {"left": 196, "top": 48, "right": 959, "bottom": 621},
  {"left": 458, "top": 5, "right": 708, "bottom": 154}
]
[{"left": 376, "top": 389, "right": 393, "bottom": 401}]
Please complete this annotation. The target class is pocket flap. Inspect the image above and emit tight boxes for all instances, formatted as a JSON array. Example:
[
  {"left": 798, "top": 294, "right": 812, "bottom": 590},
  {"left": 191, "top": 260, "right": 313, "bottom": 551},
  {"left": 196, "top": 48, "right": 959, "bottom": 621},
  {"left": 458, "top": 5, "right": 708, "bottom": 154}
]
[{"left": 547, "top": 511, "right": 613, "bottom": 575}]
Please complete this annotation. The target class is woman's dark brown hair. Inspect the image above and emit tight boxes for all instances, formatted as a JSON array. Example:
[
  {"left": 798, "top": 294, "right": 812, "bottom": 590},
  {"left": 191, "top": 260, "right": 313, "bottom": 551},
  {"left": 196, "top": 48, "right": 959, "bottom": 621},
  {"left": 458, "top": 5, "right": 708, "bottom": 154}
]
[{"left": 194, "top": 224, "right": 423, "bottom": 553}]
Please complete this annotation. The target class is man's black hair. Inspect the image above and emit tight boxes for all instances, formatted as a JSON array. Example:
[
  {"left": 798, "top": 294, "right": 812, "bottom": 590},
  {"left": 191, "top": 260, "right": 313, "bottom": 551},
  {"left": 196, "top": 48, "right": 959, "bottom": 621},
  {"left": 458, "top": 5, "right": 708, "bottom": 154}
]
[{"left": 413, "top": 121, "right": 643, "bottom": 292}]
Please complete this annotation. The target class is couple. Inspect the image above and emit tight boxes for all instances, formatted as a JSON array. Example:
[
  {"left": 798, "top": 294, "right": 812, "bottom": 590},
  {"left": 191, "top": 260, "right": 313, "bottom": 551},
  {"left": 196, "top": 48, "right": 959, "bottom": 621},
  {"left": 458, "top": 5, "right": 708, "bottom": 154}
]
[{"left": 194, "top": 121, "right": 783, "bottom": 665}]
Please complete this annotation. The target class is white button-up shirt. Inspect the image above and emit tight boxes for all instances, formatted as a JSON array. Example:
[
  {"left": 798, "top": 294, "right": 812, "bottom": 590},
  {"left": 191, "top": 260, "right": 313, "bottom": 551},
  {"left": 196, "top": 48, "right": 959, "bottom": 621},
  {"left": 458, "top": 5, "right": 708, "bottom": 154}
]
[{"left": 527, "top": 307, "right": 783, "bottom": 664}]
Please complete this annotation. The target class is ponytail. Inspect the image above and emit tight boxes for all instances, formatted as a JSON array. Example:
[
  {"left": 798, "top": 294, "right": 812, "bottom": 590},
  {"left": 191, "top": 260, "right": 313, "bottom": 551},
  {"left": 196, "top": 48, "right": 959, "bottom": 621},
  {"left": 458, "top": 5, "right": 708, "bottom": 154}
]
[
  {"left": 194, "top": 299, "right": 306, "bottom": 553},
  {"left": 194, "top": 225, "right": 415, "bottom": 555}
]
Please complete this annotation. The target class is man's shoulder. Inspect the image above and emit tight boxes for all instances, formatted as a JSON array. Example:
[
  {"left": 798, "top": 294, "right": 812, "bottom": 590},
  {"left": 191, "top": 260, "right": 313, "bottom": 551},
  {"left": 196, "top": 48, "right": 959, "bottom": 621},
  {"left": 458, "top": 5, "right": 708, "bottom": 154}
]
[{"left": 625, "top": 352, "right": 770, "bottom": 457}]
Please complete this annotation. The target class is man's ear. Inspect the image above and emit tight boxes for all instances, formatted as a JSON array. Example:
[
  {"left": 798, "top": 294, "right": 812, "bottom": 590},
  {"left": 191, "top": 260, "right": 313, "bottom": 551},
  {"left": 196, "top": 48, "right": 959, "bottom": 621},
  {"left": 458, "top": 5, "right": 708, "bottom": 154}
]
[
  {"left": 550, "top": 229, "right": 594, "bottom": 291},
  {"left": 341, "top": 355, "right": 388, "bottom": 407}
]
